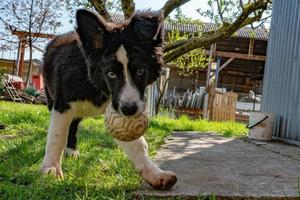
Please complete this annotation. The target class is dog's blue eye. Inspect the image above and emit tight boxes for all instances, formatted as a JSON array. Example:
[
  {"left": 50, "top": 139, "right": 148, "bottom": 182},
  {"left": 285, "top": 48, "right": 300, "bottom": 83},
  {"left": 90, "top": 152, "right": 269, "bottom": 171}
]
[
  {"left": 107, "top": 71, "right": 117, "bottom": 79},
  {"left": 136, "top": 69, "right": 145, "bottom": 76}
]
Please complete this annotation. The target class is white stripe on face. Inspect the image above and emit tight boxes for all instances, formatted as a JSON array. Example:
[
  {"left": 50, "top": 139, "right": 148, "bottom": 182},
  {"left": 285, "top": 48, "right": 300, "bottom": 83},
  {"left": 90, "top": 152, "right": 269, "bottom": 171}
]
[
  {"left": 116, "top": 45, "right": 142, "bottom": 114},
  {"left": 116, "top": 45, "right": 129, "bottom": 81}
]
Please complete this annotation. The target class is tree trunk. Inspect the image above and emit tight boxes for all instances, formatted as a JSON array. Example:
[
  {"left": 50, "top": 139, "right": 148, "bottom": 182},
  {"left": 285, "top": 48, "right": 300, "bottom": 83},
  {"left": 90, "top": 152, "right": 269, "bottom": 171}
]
[
  {"left": 155, "top": 75, "right": 175, "bottom": 114},
  {"left": 25, "top": 39, "right": 33, "bottom": 88}
]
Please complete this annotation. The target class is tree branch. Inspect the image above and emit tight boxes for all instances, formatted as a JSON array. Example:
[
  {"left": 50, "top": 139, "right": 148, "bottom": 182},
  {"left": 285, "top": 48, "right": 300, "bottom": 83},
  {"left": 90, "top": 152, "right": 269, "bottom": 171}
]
[
  {"left": 88, "top": 0, "right": 112, "bottom": 22},
  {"left": 239, "top": 0, "right": 244, "bottom": 10},
  {"left": 121, "top": 0, "right": 135, "bottom": 19},
  {"left": 164, "top": 0, "right": 271, "bottom": 63},
  {"left": 161, "top": 0, "right": 191, "bottom": 17},
  {"left": 32, "top": 9, "right": 48, "bottom": 43},
  {"left": 165, "top": 39, "right": 188, "bottom": 51},
  {"left": 11, "top": 5, "right": 30, "bottom": 27},
  {"left": 251, "top": 14, "right": 271, "bottom": 29},
  {"left": 216, "top": 0, "right": 225, "bottom": 24}
]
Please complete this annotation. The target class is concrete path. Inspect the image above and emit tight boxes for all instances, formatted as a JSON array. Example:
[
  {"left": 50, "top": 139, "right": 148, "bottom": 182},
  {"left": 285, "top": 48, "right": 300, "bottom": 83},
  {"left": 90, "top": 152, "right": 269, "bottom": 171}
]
[{"left": 138, "top": 132, "right": 300, "bottom": 199}]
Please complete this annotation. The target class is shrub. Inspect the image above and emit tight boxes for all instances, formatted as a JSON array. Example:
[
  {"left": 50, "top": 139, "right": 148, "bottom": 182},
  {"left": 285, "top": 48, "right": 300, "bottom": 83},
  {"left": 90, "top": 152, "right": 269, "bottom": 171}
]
[
  {"left": 25, "top": 87, "right": 39, "bottom": 97},
  {"left": 0, "top": 72, "right": 4, "bottom": 95}
]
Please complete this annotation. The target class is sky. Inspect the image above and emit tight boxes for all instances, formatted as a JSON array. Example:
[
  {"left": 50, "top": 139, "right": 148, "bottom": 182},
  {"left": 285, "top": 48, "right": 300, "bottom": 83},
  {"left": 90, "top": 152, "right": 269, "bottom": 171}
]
[
  {"left": 0, "top": 0, "right": 207, "bottom": 61},
  {"left": 59, "top": 0, "right": 207, "bottom": 33}
]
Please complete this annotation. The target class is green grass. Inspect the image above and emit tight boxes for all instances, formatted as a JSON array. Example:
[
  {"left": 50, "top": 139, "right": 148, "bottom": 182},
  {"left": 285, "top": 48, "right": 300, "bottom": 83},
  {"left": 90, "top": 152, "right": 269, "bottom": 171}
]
[{"left": 0, "top": 101, "right": 247, "bottom": 199}]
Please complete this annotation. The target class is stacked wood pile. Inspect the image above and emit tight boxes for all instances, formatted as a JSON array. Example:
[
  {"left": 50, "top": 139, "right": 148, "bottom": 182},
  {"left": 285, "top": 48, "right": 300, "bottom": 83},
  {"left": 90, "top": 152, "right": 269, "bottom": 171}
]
[
  {"left": 36, "top": 89, "right": 47, "bottom": 104},
  {"left": 235, "top": 112, "right": 250, "bottom": 123},
  {"left": 174, "top": 107, "right": 204, "bottom": 119},
  {"left": 0, "top": 87, "right": 47, "bottom": 104},
  {"left": 161, "top": 87, "right": 205, "bottom": 119}
]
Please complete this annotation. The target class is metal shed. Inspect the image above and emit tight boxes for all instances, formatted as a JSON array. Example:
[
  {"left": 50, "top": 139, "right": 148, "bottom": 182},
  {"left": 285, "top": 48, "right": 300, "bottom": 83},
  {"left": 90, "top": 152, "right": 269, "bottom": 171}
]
[{"left": 261, "top": 0, "right": 300, "bottom": 144}]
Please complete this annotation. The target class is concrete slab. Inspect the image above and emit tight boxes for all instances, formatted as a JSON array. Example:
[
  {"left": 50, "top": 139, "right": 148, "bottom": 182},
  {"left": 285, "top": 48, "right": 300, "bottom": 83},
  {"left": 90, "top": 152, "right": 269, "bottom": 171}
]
[{"left": 138, "top": 132, "right": 300, "bottom": 199}]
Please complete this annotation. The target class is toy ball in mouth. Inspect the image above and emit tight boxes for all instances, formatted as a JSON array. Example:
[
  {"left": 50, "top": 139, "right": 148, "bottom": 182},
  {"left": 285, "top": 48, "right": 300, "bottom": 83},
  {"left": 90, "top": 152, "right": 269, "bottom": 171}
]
[{"left": 104, "top": 103, "right": 149, "bottom": 142}]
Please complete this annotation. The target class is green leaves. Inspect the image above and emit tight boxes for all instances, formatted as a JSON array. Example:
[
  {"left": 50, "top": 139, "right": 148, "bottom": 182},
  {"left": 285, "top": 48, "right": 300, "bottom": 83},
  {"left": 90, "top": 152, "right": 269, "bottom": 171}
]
[
  {"left": 167, "top": 30, "right": 208, "bottom": 76},
  {"left": 165, "top": 8, "right": 208, "bottom": 75}
]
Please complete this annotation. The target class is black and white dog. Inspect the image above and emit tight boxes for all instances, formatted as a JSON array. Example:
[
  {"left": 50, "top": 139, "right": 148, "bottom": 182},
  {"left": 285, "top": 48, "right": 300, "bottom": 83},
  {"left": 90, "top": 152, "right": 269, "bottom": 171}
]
[{"left": 41, "top": 9, "right": 177, "bottom": 189}]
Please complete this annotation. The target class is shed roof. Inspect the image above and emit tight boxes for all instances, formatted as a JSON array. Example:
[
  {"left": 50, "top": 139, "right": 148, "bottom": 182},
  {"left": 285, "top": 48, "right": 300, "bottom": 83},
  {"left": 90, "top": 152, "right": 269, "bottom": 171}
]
[
  {"left": 111, "top": 14, "right": 269, "bottom": 41},
  {"left": 164, "top": 22, "right": 269, "bottom": 41}
]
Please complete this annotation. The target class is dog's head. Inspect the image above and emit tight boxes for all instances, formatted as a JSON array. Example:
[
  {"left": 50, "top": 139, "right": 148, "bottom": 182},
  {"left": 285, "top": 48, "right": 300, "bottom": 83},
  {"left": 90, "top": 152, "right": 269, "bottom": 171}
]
[{"left": 76, "top": 9, "right": 163, "bottom": 116}]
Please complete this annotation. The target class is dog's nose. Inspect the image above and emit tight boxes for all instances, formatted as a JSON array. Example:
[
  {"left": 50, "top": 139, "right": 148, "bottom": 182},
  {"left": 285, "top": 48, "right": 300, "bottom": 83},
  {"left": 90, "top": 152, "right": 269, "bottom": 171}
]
[{"left": 120, "top": 102, "right": 138, "bottom": 116}]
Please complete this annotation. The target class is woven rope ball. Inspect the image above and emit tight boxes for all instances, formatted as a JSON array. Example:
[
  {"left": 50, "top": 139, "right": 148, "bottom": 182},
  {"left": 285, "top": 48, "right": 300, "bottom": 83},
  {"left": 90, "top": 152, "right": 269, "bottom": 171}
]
[{"left": 104, "top": 103, "right": 149, "bottom": 142}]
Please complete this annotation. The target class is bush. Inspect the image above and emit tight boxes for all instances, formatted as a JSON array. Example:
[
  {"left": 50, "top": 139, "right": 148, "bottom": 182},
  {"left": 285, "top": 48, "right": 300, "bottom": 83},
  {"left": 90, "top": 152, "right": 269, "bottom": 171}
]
[
  {"left": 0, "top": 72, "right": 4, "bottom": 95},
  {"left": 0, "top": 86, "right": 4, "bottom": 95},
  {"left": 0, "top": 84, "right": 4, "bottom": 95},
  {"left": 25, "top": 87, "right": 39, "bottom": 97}
]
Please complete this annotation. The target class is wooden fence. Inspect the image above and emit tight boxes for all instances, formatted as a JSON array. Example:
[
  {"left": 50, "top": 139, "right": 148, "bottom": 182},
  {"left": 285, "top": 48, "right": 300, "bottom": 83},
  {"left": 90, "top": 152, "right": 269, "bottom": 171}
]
[{"left": 209, "top": 90, "right": 237, "bottom": 121}]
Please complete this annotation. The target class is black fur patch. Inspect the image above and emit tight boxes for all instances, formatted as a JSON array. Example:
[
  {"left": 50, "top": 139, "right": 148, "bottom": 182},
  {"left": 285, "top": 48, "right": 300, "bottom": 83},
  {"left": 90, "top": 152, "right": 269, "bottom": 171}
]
[{"left": 67, "top": 118, "right": 82, "bottom": 149}]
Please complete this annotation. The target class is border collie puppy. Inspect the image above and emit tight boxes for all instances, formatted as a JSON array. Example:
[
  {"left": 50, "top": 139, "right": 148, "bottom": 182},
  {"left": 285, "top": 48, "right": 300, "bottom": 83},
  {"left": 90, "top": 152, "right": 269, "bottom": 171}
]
[{"left": 41, "top": 9, "right": 177, "bottom": 189}]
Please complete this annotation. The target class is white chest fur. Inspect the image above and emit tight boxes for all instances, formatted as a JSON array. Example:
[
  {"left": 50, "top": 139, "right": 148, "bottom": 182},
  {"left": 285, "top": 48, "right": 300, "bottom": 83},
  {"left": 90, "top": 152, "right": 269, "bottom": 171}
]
[{"left": 70, "top": 100, "right": 109, "bottom": 118}]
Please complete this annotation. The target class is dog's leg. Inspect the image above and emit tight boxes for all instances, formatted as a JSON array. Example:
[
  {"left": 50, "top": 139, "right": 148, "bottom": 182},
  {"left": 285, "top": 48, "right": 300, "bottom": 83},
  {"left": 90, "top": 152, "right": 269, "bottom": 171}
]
[
  {"left": 115, "top": 136, "right": 177, "bottom": 189},
  {"left": 65, "top": 118, "right": 82, "bottom": 158},
  {"left": 41, "top": 109, "right": 73, "bottom": 177}
]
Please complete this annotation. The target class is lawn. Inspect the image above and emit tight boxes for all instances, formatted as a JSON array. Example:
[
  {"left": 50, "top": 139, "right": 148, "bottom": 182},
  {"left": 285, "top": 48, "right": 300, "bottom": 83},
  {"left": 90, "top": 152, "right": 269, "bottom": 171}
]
[{"left": 0, "top": 101, "right": 247, "bottom": 199}]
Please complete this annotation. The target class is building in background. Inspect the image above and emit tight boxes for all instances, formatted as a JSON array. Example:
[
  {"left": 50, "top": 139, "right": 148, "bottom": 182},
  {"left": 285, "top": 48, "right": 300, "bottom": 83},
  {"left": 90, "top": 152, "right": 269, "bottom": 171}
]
[
  {"left": 0, "top": 58, "right": 43, "bottom": 91},
  {"left": 261, "top": 0, "right": 300, "bottom": 144},
  {"left": 165, "top": 22, "right": 268, "bottom": 95}
]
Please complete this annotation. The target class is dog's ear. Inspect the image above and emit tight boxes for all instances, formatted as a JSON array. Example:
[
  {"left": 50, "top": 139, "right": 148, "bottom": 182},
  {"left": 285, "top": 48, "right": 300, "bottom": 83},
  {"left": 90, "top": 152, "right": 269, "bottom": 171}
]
[
  {"left": 128, "top": 10, "right": 164, "bottom": 46},
  {"left": 76, "top": 9, "right": 107, "bottom": 52}
]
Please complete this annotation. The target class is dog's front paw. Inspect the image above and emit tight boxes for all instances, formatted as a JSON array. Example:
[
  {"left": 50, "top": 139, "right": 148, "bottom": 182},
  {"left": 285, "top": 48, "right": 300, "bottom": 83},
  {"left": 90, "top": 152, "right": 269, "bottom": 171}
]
[
  {"left": 41, "top": 165, "right": 63, "bottom": 178},
  {"left": 144, "top": 170, "right": 177, "bottom": 189},
  {"left": 64, "top": 147, "right": 80, "bottom": 158}
]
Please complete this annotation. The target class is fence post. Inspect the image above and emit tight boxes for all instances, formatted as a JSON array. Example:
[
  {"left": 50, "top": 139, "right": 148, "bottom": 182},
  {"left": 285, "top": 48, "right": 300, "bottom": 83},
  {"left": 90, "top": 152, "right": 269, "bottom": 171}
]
[{"left": 146, "top": 83, "right": 157, "bottom": 118}]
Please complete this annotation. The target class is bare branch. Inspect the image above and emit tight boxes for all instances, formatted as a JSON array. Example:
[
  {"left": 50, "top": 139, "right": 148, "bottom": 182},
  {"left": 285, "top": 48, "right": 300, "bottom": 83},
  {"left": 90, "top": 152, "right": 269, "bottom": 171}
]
[
  {"left": 31, "top": 6, "right": 49, "bottom": 28},
  {"left": 0, "top": 0, "right": 62, "bottom": 56},
  {"left": 121, "top": 0, "right": 135, "bottom": 19},
  {"left": 251, "top": 14, "right": 271, "bottom": 29},
  {"left": 161, "top": 0, "right": 191, "bottom": 17},
  {"left": 88, "top": 0, "right": 112, "bottom": 22},
  {"left": 32, "top": 9, "right": 48, "bottom": 43},
  {"left": 28, "top": 0, "right": 34, "bottom": 34},
  {"left": 0, "top": 16, "right": 13, "bottom": 29},
  {"left": 25, "top": 0, "right": 32, "bottom": 17},
  {"left": 0, "top": 37, "right": 18, "bottom": 45},
  {"left": 11, "top": 4, "right": 30, "bottom": 27}
]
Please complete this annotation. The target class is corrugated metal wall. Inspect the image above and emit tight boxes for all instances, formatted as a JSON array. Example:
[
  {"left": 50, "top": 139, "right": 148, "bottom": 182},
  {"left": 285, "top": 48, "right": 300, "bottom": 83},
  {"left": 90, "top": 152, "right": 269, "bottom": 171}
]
[{"left": 261, "top": 0, "right": 300, "bottom": 143}]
